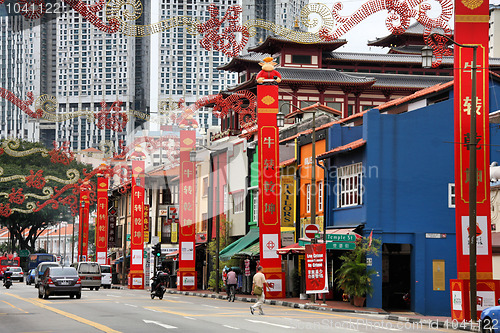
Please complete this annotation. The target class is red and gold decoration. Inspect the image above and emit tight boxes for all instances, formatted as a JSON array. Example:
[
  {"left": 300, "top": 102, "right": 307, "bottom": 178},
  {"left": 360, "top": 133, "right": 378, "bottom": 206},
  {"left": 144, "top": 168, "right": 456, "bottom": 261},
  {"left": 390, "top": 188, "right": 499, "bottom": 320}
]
[
  {"left": 177, "top": 130, "right": 197, "bottom": 291},
  {"left": 78, "top": 182, "right": 90, "bottom": 261},
  {"left": 95, "top": 174, "right": 108, "bottom": 265},
  {"left": 256, "top": 59, "right": 285, "bottom": 298},
  {"left": 129, "top": 156, "right": 145, "bottom": 289},
  {"left": 451, "top": 0, "right": 493, "bottom": 321}
]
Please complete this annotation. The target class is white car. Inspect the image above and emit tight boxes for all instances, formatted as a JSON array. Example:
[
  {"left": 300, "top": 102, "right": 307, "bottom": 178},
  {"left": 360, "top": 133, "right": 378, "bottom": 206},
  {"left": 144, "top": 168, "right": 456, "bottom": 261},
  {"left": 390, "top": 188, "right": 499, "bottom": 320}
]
[
  {"left": 5, "top": 267, "right": 23, "bottom": 282},
  {"left": 100, "top": 265, "right": 112, "bottom": 289}
]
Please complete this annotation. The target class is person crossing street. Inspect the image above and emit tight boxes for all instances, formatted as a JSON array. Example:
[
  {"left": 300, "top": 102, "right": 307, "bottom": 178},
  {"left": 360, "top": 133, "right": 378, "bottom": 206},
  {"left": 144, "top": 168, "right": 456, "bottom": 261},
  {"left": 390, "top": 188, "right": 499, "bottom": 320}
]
[{"left": 250, "top": 266, "right": 269, "bottom": 315}]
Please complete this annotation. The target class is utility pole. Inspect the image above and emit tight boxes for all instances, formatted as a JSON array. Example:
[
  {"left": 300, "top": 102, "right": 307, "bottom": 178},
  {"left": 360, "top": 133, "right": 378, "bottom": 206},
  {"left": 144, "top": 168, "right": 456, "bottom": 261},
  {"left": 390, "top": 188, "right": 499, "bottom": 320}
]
[{"left": 122, "top": 192, "right": 129, "bottom": 285}]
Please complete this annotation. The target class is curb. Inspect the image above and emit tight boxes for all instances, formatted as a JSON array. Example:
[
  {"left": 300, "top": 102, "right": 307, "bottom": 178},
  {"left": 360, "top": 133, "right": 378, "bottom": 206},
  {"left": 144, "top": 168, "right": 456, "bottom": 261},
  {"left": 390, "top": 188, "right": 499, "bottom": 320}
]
[{"left": 164, "top": 289, "right": 478, "bottom": 332}]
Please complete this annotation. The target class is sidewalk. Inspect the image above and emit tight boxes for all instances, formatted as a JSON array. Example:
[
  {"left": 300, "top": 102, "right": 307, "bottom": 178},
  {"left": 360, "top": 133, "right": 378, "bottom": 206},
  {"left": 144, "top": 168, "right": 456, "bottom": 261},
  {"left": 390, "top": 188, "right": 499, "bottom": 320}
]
[{"left": 112, "top": 284, "right": 478, "bottom": 332}]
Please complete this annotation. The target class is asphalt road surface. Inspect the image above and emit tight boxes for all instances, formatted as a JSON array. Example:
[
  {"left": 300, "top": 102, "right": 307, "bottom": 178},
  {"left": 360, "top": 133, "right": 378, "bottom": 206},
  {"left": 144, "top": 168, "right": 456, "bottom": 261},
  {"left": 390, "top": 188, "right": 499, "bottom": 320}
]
[{"left": 0, "top": 281, "right": 467, "bottom": 333}]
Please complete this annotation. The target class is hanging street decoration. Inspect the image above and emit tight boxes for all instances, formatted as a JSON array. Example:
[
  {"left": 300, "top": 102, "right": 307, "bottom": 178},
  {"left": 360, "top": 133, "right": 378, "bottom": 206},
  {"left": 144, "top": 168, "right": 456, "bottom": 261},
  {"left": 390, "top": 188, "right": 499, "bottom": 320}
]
[{"left": 0, "top": 139, "right": 75, "bottom": 165}]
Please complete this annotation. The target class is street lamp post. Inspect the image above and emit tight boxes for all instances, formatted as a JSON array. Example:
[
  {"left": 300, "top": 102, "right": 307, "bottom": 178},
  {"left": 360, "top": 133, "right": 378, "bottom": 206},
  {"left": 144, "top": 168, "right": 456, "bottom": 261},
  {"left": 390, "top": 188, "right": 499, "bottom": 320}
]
[{"left": 422, "top": 34, "right": 479, "bottom": 319}]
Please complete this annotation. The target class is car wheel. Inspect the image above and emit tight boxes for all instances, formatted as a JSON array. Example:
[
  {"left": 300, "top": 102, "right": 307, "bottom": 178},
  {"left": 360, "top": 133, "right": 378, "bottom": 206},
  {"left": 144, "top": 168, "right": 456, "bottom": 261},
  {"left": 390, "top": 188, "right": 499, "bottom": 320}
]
[
  {"left": 38, "top": 289, "right": 43, "bottom": 299},
  {"left": 76, "top": 292, "right": 81, "bottom": 299},
  {"left": 90, "top": 287, "right": 94, "bottom": 291},
  {"left": 95, "top": 287, "right": 100, "bottom": 291},
  {"left": 20, "top": 278, "right": 23, "bottom": 283},
  {"left": 482, "top": 317, "right": 494, "bottom": 333},
  {"left": 70, "top": 294, "right": 74, "bottom": 299},
  {"left": 44, "top": 290, "right": 49, "bottom": 299}
]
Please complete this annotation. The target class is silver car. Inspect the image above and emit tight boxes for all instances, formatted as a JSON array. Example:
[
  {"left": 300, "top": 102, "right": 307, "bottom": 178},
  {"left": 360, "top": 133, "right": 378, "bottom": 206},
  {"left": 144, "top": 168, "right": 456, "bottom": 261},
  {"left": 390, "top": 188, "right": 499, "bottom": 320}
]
[
  {"left": 5, "top": 267, "right": 23, "bottom": 282},
  {"left": 34, "top": 262, "right": 61, "bottom": 288}
]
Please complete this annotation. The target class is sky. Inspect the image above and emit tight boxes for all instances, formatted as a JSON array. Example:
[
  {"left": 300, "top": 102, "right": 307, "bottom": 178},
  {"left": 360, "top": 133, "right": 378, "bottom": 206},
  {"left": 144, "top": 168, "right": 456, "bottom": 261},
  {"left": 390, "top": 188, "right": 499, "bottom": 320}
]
[{"left": 316, "top": 0, "right": 500, "bottom": 53}]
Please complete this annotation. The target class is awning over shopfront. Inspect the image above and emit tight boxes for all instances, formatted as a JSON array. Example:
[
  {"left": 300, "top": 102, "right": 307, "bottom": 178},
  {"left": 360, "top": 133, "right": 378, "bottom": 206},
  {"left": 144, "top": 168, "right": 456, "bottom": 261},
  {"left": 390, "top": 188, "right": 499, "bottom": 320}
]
[
  {"left": 276, "top": 243, "right": 305, "bottom": 255},
  {"left": 235, "top": 242, "right": 260, "bottom": 258},
  {"left": 219, "top": 228, "right": 259, "bottom": 261}
]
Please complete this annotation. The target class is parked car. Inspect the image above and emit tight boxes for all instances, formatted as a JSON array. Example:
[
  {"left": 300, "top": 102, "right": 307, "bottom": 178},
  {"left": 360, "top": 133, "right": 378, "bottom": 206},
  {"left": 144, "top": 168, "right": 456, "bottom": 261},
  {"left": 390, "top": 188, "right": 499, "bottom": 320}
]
[
  {"left": 5, "top": 267, "right": 23, "bottom": 282},
  {"left": 100, "top": 265, "right": 112, "bottom": 289},
  {"left": 71, "top": 262, "right": 101, "bottom": 290},
  {"left": 480, "top": 300, "right": 500, "bottom": 333},
  {"left": 26, "top": 269, "right": 36, "bottom": 285},
  {"left": 38, "top": 266, "right": 81, "bottom": 299},
  {"left": 34, "top": 262, "right": 61, "bottom": 288}
]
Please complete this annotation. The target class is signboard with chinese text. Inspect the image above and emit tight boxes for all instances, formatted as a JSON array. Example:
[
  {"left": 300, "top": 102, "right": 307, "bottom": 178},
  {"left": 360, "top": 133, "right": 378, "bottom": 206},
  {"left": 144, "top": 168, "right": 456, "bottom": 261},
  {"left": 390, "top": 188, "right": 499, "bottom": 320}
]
[
  {"left": 143, "top": 204, "right": 150, "bottom": 243},
  {"left": 108, "top": 215, "right": 117, "bottom": 247},
  {"left": 257, "top": 83, "right": 284, "bottom": 298},
  {"left": 78, "top": 185, "right": 90, "bottom": 261},
  {"left": 178, "top": 130, "right": 197, "bottom": 291},
  {"left": 305, "top": 243, "right": 328, "bottom": 294},
  {"left": 96, "top": 177, "right": 108, "bottom": 265},
  {"left": 129, "top": 159, "right": 145, "bottom": 289}
]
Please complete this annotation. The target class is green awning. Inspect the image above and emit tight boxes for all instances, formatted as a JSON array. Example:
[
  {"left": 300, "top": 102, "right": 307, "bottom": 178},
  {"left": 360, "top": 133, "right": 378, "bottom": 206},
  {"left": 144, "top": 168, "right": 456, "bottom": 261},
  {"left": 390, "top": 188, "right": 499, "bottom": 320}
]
[
  {"left": 235, "top": 242, "right": 260, "bottom": 258},
  {"left": 219, "top": 228, "right": 259, "bottom": 261}
]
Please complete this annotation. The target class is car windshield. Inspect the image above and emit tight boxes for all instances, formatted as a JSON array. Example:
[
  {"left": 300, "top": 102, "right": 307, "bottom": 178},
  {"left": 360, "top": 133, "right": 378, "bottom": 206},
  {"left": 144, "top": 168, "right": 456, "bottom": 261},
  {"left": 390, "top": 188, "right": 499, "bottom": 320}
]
[
  {"left": 79, "top": 263, "right": 100, "bottom": 274},
  {"left": 41, "top": 264, "right": 59, "bottom": 273},
  {"left": 49, "top": 267, "right": 77, "bottom": 277},
  {"left": 10, "top": 267, "right": 21, "bottom": 272},
  {"left": 101, "top": 266, "right": 111, "bottom": 273}
]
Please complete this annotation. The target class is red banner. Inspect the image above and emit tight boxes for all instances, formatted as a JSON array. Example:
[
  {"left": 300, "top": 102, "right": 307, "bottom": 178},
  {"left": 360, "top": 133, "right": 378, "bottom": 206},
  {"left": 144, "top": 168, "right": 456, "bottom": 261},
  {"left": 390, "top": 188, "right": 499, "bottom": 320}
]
[
  {"left": 130, "top": 159, "right": 145, "bottom": 289},
  {"left": 144, "top": 204, "right": 150, "bottom": 243},
  {"left": 178, "top": 130, "right": 197, "bottom": 291},
  {"left": 454, "top": 0, "right": 492, "bottom": 280},
  {"left": 78, "top": 185, "right": 90, "bottom": 261},
  {"left": 96, "top": 177, "right": 108, "bottom": 265},
  {"left": 257, "top": 84, "right": 284, "bottom": 298},
  {"left": 305, "top": 243, "right": 328, "bottom": 294}
]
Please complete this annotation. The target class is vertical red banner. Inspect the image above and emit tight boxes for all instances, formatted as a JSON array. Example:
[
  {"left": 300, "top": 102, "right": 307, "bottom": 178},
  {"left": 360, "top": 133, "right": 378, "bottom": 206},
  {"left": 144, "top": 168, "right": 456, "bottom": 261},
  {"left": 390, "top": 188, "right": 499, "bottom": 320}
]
[
  {"left": 178, "top": 130, "right": 197, "bottom": 291},
  {"left": 144, "top": 204, "right": 150, "bottom": 243},
  {"left": 257, "top": 84, "right": 285, "bottom": 298},
  {"left": 454, "top": 0, "right": 492, "bottom": 280},
  {"left": 305, "top": 243, "right": 328, "bottom": 294},
  {"left": 78, "top": 185, "right": 90, "bottom": 261},
  {"left": 96, "top": 177, "right": 108, "bottom": 265},
  {"left": 130, "top": 159, "right": 145, "bottom": 289}
]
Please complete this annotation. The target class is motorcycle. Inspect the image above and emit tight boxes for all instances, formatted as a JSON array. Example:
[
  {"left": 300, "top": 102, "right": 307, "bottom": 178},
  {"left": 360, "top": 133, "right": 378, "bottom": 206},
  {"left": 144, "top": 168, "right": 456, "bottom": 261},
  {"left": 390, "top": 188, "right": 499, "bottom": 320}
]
[
  {"left": 150, "top": 272, "right": 168, "bottom": 300},
  {"left": 3, "top": 271, "right": 12, "bottom": 289}
]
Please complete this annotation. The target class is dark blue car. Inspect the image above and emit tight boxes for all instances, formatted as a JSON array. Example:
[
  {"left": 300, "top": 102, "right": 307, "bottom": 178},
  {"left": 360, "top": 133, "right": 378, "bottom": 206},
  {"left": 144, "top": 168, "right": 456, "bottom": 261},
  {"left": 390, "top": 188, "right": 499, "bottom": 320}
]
[{"left": 25, "top": 269, "right": 36, "bottom": 285}]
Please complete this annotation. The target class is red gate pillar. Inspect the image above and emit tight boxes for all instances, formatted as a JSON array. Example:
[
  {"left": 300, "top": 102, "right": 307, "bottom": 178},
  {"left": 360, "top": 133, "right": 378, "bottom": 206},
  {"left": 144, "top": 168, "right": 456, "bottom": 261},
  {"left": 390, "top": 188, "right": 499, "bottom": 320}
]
[
  {"left": 96, "top": 175, "right": 109, "bottom": 265},
  {"left": 453, "top": 0, "right": 492, "bottom": 320},
  {"left": 78, "top": 183, "right": 90, "bottom": 262},
  {"left": 257, "top": 71, "right": 285, "bottom": 298},
  {"left": 129, "top": 158, "right": 145, "bottom": 289},
  {"left": 178, "top": 130, "right": 197, "bottom": 291}
]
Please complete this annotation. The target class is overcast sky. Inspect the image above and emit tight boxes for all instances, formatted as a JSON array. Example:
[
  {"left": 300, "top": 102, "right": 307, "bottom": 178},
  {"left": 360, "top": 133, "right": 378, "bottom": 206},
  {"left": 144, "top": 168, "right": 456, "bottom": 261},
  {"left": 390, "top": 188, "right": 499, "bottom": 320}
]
[{"left": 316, "top": 0, "right": 500, "bottom": 53}]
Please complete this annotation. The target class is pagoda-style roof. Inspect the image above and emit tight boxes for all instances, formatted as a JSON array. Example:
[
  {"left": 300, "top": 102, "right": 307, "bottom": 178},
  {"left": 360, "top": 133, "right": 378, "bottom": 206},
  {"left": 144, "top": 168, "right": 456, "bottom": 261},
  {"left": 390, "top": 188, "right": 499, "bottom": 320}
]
[
  {"left": 217, "top": 52, "right": 271, "bottom": 72},
  {"left": 349, "top": 72, "right": 453, "bottom": 91},
  {"left": 388, "top": 45, "right": 433, "bottom": 55},
  {"left": 325, "top": 51, "right": 454, "bottom": 66},
  {"left": 367, "top": 22, "right": 452, "bottom": 47},
  {"left": 248, "top": 35, "right": 346, "bottom": 54},
  {"left": 285, "top": 102, "right": 342, "bottom": 119}
]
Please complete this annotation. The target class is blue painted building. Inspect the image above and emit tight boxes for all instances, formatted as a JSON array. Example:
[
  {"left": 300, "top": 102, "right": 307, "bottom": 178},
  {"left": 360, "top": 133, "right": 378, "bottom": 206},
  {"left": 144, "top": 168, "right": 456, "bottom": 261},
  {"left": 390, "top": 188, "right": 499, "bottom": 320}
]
[{"left": 318, "top": 75, "right": 500, "bottom": 315}]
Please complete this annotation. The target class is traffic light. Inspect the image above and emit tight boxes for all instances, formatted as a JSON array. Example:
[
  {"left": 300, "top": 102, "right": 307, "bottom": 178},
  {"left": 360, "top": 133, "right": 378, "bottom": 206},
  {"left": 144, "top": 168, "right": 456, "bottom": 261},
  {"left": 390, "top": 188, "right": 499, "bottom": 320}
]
[{"left": 153, "top": 242, "right": 161, "bottom": 257}]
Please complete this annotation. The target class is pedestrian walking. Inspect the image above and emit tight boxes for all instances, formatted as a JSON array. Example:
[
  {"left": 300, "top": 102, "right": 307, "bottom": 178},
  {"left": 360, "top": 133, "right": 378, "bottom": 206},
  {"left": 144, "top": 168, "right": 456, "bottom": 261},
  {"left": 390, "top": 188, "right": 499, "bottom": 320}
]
[
  {"left": 250, "top": 266, "right": 269, "bottom": 315},
  {"left": 226, "top": 268, "right": 237, "bottom": 302}
]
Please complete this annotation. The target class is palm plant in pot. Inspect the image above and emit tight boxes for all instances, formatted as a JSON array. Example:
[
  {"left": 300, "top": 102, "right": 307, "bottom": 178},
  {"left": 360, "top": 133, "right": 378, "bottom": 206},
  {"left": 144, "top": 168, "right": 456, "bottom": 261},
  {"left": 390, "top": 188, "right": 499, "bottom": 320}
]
[{"left": 335, "top": 235, "right": 380, "bottom": 307}]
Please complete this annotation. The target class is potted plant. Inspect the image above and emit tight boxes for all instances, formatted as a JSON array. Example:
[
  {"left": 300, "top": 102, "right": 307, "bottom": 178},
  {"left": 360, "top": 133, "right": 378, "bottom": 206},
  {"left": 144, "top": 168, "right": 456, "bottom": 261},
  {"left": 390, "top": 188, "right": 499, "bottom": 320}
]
[{"left": 335, "top": 236, "right": 380, "bottom": 307}]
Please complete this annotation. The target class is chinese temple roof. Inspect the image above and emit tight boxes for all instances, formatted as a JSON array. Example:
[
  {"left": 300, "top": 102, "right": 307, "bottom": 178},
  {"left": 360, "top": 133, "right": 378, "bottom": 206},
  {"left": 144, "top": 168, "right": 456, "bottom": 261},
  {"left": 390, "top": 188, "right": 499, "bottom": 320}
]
[
  {"left": 285, "top": 102, "right": 342, "bottom": 119},
  {"left": 325, "top": 51, "right": 454, "bottom": 66},
  {"left": 217, "top": 52, "right": 272, "bottom": 71},
  {"left": 248, "top": 35, "right": 347, "bottom": 54},
  {"left": 367, "top": 22, "right": 452, "bottom": 47},
  {"left": 351, "top": 72, "right": 453, "bottom": 91}
]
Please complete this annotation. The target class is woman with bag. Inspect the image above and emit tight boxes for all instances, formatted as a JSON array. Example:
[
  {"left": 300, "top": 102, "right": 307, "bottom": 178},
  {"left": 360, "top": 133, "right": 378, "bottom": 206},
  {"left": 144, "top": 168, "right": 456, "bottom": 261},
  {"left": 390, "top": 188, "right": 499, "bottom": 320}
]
[{"left": 250, "top": 266, "right": 269, "bottom": 315}]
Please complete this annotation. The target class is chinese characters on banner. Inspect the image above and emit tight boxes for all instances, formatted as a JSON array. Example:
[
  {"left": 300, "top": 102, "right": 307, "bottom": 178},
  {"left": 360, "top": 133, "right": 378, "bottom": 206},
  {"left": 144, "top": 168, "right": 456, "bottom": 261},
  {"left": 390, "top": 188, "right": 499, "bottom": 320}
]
[
  {"left": 78, "top": 184, "right": 90, "bottom": 261},
  {"left": 257, "top": 83, "right": 285, "bottom": 298},
  {"left": 305, "top": 243, "right": 328, "bottom": 294},
  {"left": 96, "top": 177, "right": 108, "bottom": 265},
  {"left": 178, "top": 130, "right": 197, "bottom": 291},
  {"left": 129, "top": 159, "right": 145, "bottom": 289},
  {"left": 108, "top": 210, "right": 117, "bottom": 248},
  {"left": 454, "top": 0, "right": 492, "bottom": 280},
  {"left": 452, "top": 0, "right": 493, "bottom": 321},
  {"left": 144, "top": 204, "right": 150, "bottom": 243}
]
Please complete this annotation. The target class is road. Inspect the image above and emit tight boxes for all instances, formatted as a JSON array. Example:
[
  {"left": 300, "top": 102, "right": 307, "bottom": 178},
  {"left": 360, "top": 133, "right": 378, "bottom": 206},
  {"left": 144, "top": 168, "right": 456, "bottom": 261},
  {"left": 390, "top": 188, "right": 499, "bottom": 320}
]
[{"left": 0, "top": 281, "right": 467, "bottom": 333}]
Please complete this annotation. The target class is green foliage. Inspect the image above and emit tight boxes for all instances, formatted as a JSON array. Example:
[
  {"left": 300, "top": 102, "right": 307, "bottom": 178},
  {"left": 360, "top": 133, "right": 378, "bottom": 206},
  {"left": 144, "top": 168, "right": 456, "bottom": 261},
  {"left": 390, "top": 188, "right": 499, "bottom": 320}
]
[
  {"left": 335, "top": 236, "right": 381, "bottom": 298},
  {"left": 0, "top": 139, "right": 91, "bottom": 251}
]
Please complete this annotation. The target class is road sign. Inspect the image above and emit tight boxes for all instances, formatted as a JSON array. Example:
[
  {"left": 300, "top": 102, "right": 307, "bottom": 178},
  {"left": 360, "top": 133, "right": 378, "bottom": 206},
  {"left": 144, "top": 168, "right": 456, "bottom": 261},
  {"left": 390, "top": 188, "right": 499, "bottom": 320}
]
[
  {"left": 316, "top": 234, "right": 356, "bottom": 242},
  {"left": 18, "top": 249, "right": 30, "bottom": 257},
  {"left": 327, "top": 242, "right": 356, "bottom": 250},
  {"left": 304, "top": 224, "right": 320, "bottom": 239}
]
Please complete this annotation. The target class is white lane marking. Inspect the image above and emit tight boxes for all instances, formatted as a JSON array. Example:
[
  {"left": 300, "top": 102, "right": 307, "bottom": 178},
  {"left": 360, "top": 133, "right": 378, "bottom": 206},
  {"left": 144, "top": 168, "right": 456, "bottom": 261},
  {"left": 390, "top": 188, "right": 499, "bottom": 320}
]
[
  {"left": 145, "top": 308, "right": 161, "bottom": 313},
  {"left": 245, "top": 319, "right": 294, "bottom": 329},
  {"left": 125, "top": 303, "right": 138, "bottom": 308},
  {"left": 223, "top": 325, "right": 240, "bottom": 330},
  {"left": 106, "top": 294, "right": 121, "bottom": 298},
  {"left": 143, "top": 319, "right": 177, "bottom": 329},
  {"left": 183, "top": 316, "right": 196, "bottom": 320},
  {"left": 201, "top": 304, "right": 219, "bottom": 308},
  {"left": 168, "top": 296, "right": 179, "bottom": 298}
]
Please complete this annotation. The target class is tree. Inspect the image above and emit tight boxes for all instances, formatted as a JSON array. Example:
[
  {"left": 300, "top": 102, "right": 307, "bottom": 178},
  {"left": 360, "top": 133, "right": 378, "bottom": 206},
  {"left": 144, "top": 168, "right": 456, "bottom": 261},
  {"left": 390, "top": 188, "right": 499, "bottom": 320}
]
[{"left": 0, "top": 139, "right": 91, "bottom": 252}]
